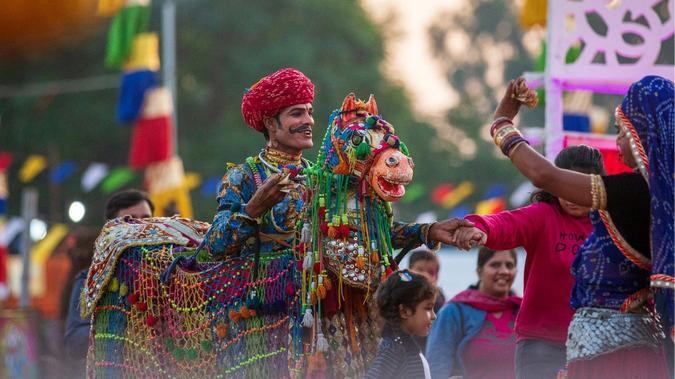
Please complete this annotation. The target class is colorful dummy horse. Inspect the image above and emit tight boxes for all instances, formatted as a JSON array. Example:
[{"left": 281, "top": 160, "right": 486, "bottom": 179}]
[
  {"left": 81, "top": 215, "right": 300, "bottom": 378},
  {"left": 292, "top": 94, "right": 415, "bottom": 378},
  {"left": 82, "top": 94, "right": 414, "bottom": 379}
]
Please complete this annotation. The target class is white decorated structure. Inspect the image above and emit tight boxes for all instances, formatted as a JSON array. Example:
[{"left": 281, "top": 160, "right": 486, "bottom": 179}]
[{"left": 543, "top": 0, "right": 674, "bottom": 158}]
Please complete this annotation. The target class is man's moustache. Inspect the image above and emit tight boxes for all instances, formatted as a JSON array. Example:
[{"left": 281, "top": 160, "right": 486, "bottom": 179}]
[{"left": 289, "top": 124, "right": 312, "bottom": 134}]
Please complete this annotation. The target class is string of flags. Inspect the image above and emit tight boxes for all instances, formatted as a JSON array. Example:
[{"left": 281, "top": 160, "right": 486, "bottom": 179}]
[{"left": 0, "top": 151, "right": 224, "bottom": 199}]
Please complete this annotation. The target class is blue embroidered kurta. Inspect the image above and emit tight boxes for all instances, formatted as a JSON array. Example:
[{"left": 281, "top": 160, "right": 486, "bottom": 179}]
[{"left": 203, "top": 155, "right": 435, "bottom": 259}]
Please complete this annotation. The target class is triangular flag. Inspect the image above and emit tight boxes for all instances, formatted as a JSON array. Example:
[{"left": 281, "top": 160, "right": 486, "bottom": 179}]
[
  {"left": 442, "top": 181, "right": 474, "bottom": 210},
  {"left": 0, "top": 217, "right": 25, "bottom": 247},
  {"left": 483, "top": 184, "right": 507, "bottom": 199},
  {"left": 0, "top": 152, "right": 12, "bottom": 171},
  {"left": 401, "top": 183, "right": 426, "bottom": 204},
  {"left": 19, "top": 155, "right": 48, "bottom": 182},
  {"left": 81, "top": 163, "right": 109, "bottom": 192},
  {"left": 0, "top": 171, "right": 7, "bottom": 198},
  {"left": 184, "top": 172, "right": 202, "bottom": 191},
  {"left": 200, "top": 175, "right": 222, "bottom": 197},
  {"left": 123, "top": 33, "right": 160, "bottom": 71},
  {"left": 105, "top": 3, "right": 151, "bottom": 69},
  {"left": 475, "top": 197, "right": 506, "bottom": 215},
  {"left": 510, "top": 181, "right": 536, "bottom": 207},
  {"left": 101, "top": 167, "right": 136, "bottom": 194},
  {"left": 31, "top": 224, "right": 69, "bottom": 266},
  {"left": 49, "top": 161, "right": 78, "bottom": 184}
]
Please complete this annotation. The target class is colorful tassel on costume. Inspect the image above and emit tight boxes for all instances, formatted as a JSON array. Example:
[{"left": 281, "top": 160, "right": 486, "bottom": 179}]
[
  {"left": 316, "top": 330, "right": 329, "bottom": 352},
  {"left": 356, "top": 254, "right": 365, "bottom": 269},
  {"left": 302, "top": 308, "right": 314, "bottom": 327},
  {"left": 317, "top": 276, "right": 326, "bottom": 299},
  {"left": 301, "top": 222, "right": 312, "bottom": 243},
  {"left": 323, "top": 276, "right": 332, "bottom": 291}
]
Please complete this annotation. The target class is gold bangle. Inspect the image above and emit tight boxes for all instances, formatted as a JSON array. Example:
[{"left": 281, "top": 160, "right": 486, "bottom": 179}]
[
  {"left": 590, "top": 175, "right": 600, "bottom": 209},
  {"left": 493, "top": 126, "right": 520, "bottom": 146}
]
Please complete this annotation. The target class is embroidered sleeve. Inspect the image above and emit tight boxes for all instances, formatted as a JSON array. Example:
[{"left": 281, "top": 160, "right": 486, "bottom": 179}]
[
  {"left": 390, "top": 222, "right": 439, "bottom": 251},
  {"left": 203, "top": 164, "right": 260, "bottom": 259}
]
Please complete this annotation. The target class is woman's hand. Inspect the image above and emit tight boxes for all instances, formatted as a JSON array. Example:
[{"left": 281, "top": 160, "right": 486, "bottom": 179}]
[
  {"left": 245, "top": 173, "right": 287, "bottom": 218},
  {"left": 493, "top": 79, "right": 523, "bottom": 121},
  {"left": 452, "top": 226, "right": 487, "bottom": 251}
]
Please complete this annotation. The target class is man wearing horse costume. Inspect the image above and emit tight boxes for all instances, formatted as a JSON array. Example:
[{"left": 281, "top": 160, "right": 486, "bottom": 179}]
[
  {"left": 81, "top": 67, "right": 470, "bottom": 378},
  {"left": 204, "top": 68, "right": 471, "bottom": 378}
]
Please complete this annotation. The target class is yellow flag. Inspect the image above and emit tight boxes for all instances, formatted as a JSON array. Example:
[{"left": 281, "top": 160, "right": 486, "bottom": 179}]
[
  {"left": 32, "top": 223, "right": 69, "bottom": 266},
  {"left": 442, "top": 181, "right": 474, "bottom": 210},
  {"left": 123, "top": 33, "right": 160, "bottom": 71},
  {"left": 19, "top": 155, "right": 47, "bottom": 183}
]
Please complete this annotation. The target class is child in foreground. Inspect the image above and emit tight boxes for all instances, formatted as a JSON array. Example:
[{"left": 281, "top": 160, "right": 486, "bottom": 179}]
[{"left": 364, "top": 270, "right": 437, "bottom": 379}]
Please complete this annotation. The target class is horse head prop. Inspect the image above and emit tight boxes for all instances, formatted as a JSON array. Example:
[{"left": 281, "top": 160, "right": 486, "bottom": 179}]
[{"left": 299, "top": 93, "right": 414, "bottom": 297}]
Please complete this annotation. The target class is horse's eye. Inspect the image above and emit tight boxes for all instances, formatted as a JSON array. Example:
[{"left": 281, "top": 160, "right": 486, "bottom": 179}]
[
  {"left": 386, "top": 156, "right": 399, "bottom": 167},
  {"left": 407, "top": 157, "right": 415, "bottom": 168}
]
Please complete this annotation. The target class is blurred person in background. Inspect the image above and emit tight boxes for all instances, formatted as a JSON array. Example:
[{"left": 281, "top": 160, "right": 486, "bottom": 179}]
[
  {"left": 452, "top": 145, "right": 603, "bottom": 379},
  {"left": 63, "top": 189, "right": 154, "bottom": 375},
  {"left": 408, "top": 248, "right": 447, "bottom": 354},
  {"left": 408, "top": 248, "right": 446, "bottom": 313},
  {"left": 427, "top": 247, "right": 520, "bottom": 379}
]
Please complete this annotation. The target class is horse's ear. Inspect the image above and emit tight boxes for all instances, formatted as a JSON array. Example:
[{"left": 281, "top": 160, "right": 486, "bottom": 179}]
[
  {"left": 365, "top": 94, "right": 378, "bottom": 115},
  {"left": 341, "top": 93, "right": 357, "bottom": 124}
]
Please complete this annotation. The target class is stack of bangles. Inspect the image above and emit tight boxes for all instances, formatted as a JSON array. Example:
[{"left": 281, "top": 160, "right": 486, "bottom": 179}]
[
  {"left": 490, "top": 117, "right": 530, "bottom": 157},
  {"left": 589, "top": 174, "right": 607, "bottom": 210}
]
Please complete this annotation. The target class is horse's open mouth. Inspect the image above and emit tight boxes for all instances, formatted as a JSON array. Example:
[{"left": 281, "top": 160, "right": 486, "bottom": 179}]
[{"left": 376, "top": 176, "right": 409, "bottom": 199}]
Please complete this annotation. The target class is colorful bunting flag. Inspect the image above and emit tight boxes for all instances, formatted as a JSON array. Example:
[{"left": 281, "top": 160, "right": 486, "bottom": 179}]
[
  {"left": 100, "top": 167, "right": 137, "bottom": 194},
  {"left": 0, "top": 217, "right": 25, "bottom": 247},
  {"left": 104, "top": 1, "right": 151, "bottom": 69},
  {"left": 475, "top": 197, "right": 506, "bottom": 215},
  {"left": 31, "top": 224, "right": 69, "bottom": 266},
  {"left": 117, "top": 69, "right": 158, "bottom": 123},
  {"left": 0, "top": 152, "right": 12, "bottom": 171},
  {"left": 448, "top": 205, "right": 471, "bottom": 219},
  {"left": 510, "top": 181, "right": 536, "bottom": 207},
  {"left": 81, "top": 163, "right": 110, "bottom": 192},
  {"left": 401, "top": 183, "right": 426, "bottom": 204},
  {"left": 441, "top": 181, "right": 474, "bottom": 210},
  {"left": 49, "top": 161, "right": 78, "bottom": 184},
  {"left": 483, "top": 183, "right": 507, "bottom": 199},
  {"left": 123, "top": 32, "right": 160, "bottom": 71},
  {"left": 200, "top": 176, "right": 222, "bottom": 197},
  {"left": 19, "top": 155, "right": 47, "bottom": 183}
]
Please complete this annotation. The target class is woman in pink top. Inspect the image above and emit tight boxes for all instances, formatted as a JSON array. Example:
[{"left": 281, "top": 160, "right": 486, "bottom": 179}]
[{"left": 453, "top": 145, "right": 604, "bottom": 379}]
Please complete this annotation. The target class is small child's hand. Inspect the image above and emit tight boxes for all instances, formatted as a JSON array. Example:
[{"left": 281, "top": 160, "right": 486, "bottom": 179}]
[{"left": 452, "top": 226, "right": 487, "bottom": 251}]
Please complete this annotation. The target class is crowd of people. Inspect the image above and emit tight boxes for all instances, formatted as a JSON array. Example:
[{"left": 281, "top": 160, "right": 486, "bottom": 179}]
[{"left": 63, "top": 67, "right": 673, "bottom": 379}]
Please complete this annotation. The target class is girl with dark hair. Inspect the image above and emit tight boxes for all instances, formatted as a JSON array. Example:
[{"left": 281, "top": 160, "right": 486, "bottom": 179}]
[
  {"left": 480, "top": 76, "right": 671, "bottom": 379},
  {"left": 452, "top": 145, "right": 604, "bottom": 379},
  {"left": 427, "top": 248, "right": 521, "bottom": 379},
  {"left": 364, "top": 270, "right": 437, "bottom": 379}
]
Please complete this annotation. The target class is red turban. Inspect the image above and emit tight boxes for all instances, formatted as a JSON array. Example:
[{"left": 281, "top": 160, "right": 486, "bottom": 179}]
[{"left": 241, "top": 68, "right": 315, "bottom": 132}]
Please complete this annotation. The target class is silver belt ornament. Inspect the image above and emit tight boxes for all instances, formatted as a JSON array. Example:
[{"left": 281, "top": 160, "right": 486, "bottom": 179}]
[{"left": 566, "top": 307, "right": 665, "bottom": 361}]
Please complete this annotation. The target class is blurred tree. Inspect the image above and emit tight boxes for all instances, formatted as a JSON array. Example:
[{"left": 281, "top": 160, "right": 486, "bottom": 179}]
[
  {"left": 424, "top": 0, "right": 537, "bottom": 205},
  {"left": 0, "top": 0, "right": 454, "bottom": 225}
]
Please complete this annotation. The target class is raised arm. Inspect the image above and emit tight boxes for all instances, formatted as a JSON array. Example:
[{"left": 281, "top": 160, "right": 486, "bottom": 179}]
[{"left": 494, "top": 79, "right": 594, "bottom": 208}]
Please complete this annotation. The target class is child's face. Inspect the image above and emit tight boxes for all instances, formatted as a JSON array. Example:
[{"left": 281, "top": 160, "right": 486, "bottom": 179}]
[
  {"left": 399, "top": 296, "right": 437, "bottom": 337},
  {"left": 410, "top": 260, "right": 439, "bottom": 286}
]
